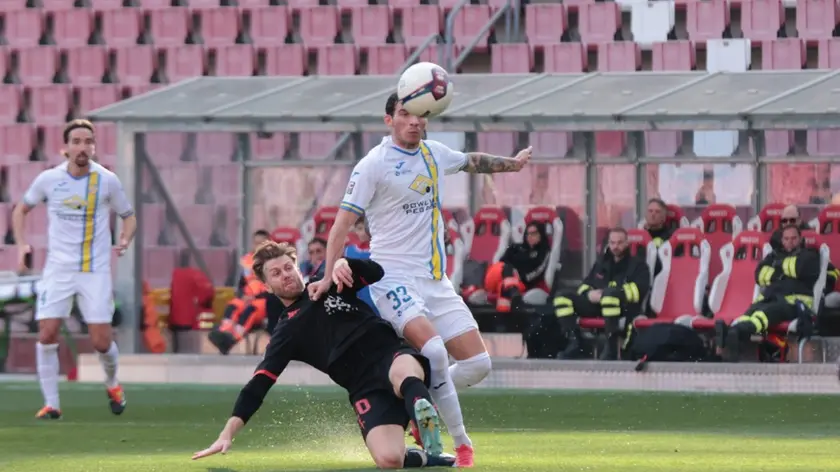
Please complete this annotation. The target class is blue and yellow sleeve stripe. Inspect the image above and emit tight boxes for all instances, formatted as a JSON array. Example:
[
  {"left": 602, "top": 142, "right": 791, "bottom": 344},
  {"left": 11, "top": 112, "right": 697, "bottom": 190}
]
[{"left": 340, "top": 201, "right": 364, "bottom": 216}]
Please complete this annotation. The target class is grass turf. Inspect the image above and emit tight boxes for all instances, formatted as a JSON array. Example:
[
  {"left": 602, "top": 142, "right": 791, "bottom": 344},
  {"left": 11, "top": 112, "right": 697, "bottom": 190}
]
[{"left": 0, "top": 382, "right": 839, "bottom": 471}]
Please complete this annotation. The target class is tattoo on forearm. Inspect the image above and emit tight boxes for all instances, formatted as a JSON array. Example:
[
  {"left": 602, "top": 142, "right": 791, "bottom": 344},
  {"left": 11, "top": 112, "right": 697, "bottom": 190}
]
[{"left": 462, "top": 153, "right": 520, "bottom": 174}]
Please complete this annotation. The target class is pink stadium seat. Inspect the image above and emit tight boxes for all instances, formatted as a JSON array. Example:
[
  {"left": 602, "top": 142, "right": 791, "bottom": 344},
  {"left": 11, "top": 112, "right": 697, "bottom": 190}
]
[
  {"left": 544, "top": 43, "right": 587, "bottom": 72},
  {"left": 578, "top": 2, "right": 620, "bottom": 44},
  {"left": 298, "top": 7, "right": 339, "bottom": 49},
  {"left": 200, "top": 248, "right": 233, "bottom": 285},
  {"left": 0, "top": 86, "right": 23, "bottom": 125},
  {"left": 145, "top": 132, "right": 187, "bottom": 164},
  {"left": 740, "top": 0, "right": 783, "bottom": 41},
  {"left": 651, "top": 40, "right": 695, "bottom": 70},
  {"left": 1, "top": 1, "right": 27, "bottom": 10},
  {"left": 1, "top": 124, "right": 35, "bottom": 164},
  {"left": 211, "top": 45, "right": 255, "bottom": 76},
  {"left": 752, "top": 203, "right": 785, "bottom": 233},
  {"left": 237, "top": 0, "right": 271, "bottom": 6},
  {"left": 100, "top": 8, "right": 142, "bottom": 47},
  {"left": 164, "top": 164, "right": 200, "bottom": 203},
  {"left": 180, "top": 204, "right": 214, "bottom": 247},
  {"left": 597, "top": 42, "right": 641, "bottom": 71},
  {"left": 41, "top": 124, "right": 65, "bottom": 162},
  {"left": 272, "top": 226, "right": 302, "bottom": 246},
  {"left": 42, "top": 0, "right": 77, "bottom": 9},
  {"left": 818, "top": 38, "right": 840, "bottom": 68},
  {"left": 317, "top": 45, "right": 359, "bottom": 75},
  {"left": 246, "top": 7, "right": 289, "bottom": 46},
  {"left": 468, "top": 206, "right": 510, "bottom": 264},
  {"left": 367, "top": 45, "right": 408, "bottom": 75},
  {"left": 402, "top": 6, "right": 443, "bottom": 48},
  {"left": 28, "top": 85, "right": 71, "bottom": 124},
  {"left": 77, "top": 84, "right": 121, "bottom": 116},
  {"left": 388, "top": 0, "right": 421, "bottom": 12},
  {"left": 351, "top": 6, "right": 392, "bottom": 48},
  {"left": 149, "top": 8, "right": 191, "bottom": 47},
  {"left": 4, "top": 10, "right": 44, "bottom": 48},
  {"left": 491, "top": 43, "right": 533, "bottom": 73},
  {"left": 438, "top": 0, "right": 461, "bottom": 11},
  {"left": 797, "top": 0, "right": 840, "bottom": 42},
  {"left": 164, "top": 46, "right": 205, "bottom": 83},
  {"left": 26, "top": 205, "right": 48, "bottom": 248},
  {"left": 250, "top": 133, "right": 288, "bottom": 160},
  {"left": 7, "top": 162, "right": 47, "bottom": 203},
  {"left": 452, "top": 5, "right": 492, "bottom": 51},
  {"left": 299, "top": 132, "right": 339, "bottom": 159},
  {"left": 816, "top": 206, "right": 840, "bottom": 273},
  {"left": 51, "top": 9, "right": 93, "bottom": 47},
  {"left": 114, "top": 46, "right": 155, "bottom": 85},
  {"left": 0, "top": 50, "right": 7, "bottom": 83},
  {"left": 699, "top": 204, "right": 740, "bottom": 283},
  {"left": 807, "top": 130, "right": 840, "bottom": 157},
  {"left": 477, "top": 133, "right": 516, "bottom": 160},
  {"left": 199, "top": 8, "right": 240, "bottom": 46},
  {"left": 189, "top": 0, "right": 225, "bottom": 9},
  {"left": 194, "top": 133, "right": 234, "bottom": 165},
  {"left": 645, "top": 131, "right": 681, "bottom": 158},
  {"left": 208, "top": 164, "right": 239, "bottom": 204},
  {"left": 761, "top": 39, "right": 805, "bottom": 69},
  {"left": 594, "top": 131, "right": 625, "bottom": 158},
  {"left": 66, "top": 47, "right": 108, "bottom": 85},
  {"left": 763, "top": 130, "right": 793, "bottom": 157},
  {"left": 524, "top": 4, "right": 566, "bottom": 48},
  {"left": 17, "top": 46, "right": 59, "bottom": 86},
  {"left": 686, "top": 0, "right": 729, "bottom": 42},
  {"left": 312, "top": 206, "right": 338, "bottom": 239},
  {"left": 529, "top": 132, "right": 572, "bottom": 159},
  {"left": 89, "top": 0, "right": 125, "bottom": 10},
  {"left": 127, "top": 83, "right": 163, "bottom": 97},
  {"left": 417, "top": 45, "right": 460, "bottom": 65},
  {"left": 139, "top": 0, "right": 175, "bottom": 8},
  {"left": 336, "top": 0, "right": 368, "bottom": 12},
  {"left": 143, "top": 247, "right": 177, "bottom": 288},
  {"left": 261, "top": 45, "right": 306, "bottom": 75},
  {"left": 286, "top": 0, "right": 320, "bottom": 11},
  {"left": 96, "top": 123, "right": 118, "bottom": 167},
  {"left": 142, "top": 204, "right": 166, "bottom": 247}
]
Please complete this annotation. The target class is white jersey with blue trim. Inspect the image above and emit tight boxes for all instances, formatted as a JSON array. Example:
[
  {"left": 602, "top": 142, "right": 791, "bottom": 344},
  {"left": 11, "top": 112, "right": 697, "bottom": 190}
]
[
  {"left": 23, "top": 160, "right": 134, "bottom": 273},
  {"left": 340, "top": 137, "right": 466, "bottom": 280}
]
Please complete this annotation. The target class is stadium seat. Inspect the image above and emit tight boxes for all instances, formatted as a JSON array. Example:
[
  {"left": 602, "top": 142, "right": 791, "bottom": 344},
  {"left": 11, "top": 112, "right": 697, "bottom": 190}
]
[
  {"left": 207, "top": 164, "right": 239, "bottom": 205},
  {"left": 707, "top": 38, "right": 751, "bottom": 73},
  {"left": 7, "top": 162, "right": 47, "bottom": 203},
  {"left": 259, "top": 44, "right": 304, "bottom": 75},
  {"left": 446, "top": 227, "right": 467, "bottom": 289},
  {"left": 51, "top": 9, "right": 94, "bottom": 47},
  {"left": 149, "top": 8, "right": 191, "bottom": 47},
  {"left": 245, "top": 6, "right": 290, "bottom": 46},
  {"left": 696, "top": 204, "right": 743, "bottom": 283},
  {"left": 815, "top": 206, "right": 840, "bottom": 272},
  {"left": 4, "top": 10, "right": 44, "bottom": 48},
  {"left": 179, "top": 204, "right": 214, "bottom": 247},
  {"left": 28, "top": 85, "right": 71, "bottom": 124},
  {"left": 740, "top": 0, "right": 784, "bottom": 41},
  {"left": 271, "top": 226, "right": 305, "bottom": 256},
  {"left": 517, "top": 206, "right": 563, "bottom": 288},
  {"left": 636, "top": 205, "right": 690, "bottom": 233},
  {"left": 686, "top": 0, "right": 729, "bottom": 42},
  {"left": 198, "top": 7, "right": 240, "bottom": 46},
  {"left": 194, "top": 133, "right": 235, "bottom": 165},
  {"left": 763, "top": 130, "right": 793, "bottom": 157},
  {"left": 626, "top": 228, "right": 657, "bottom": 286},
  {"left": 100, "top": 8, "right": 143, "bottom": 47},
  {"left": 114, "top": 46, "right": 155, "bottom": 86},
  {"left": 544, "top": 43, "right": 588, "bottom": 72},
  {"left": 140, "top": 0, "right": 177, "bottom": 9},
  {"left": 25, "top": 205, "right": 48, "bottom": 248},
  {"left": 95, "top": 123, "right": 118, "bottom": 168},
  {"left": 761, "top": 39, "right": 806, "bottom": 69},
  {"left": 417, "top": 45, "right": 461, "bottom": 66},
  {"left": 746, "top": 202, "right": 785, "bottom": 232},
  {"left": 163, "top": 46, "right": 206, "bottom": 83},
  {"left": 630, "top": 0, "right": 675, "bottom": 46},
  {"left": 452, "top": 5, "right": 492, "bottom": 52},
  {"left": 286, "top": 0, "right": 321, "bottom": 11},
  {"left": 66, "top": 47, "right": 108, "bottom": 85},
  {"left": 77, "top": 84, "right": 122, "bottom": 116},
  {"left": 367, "top": 45, "right": 408, "bottom": 75},
  {"left": 89, "top": 0, "right": 125, "bottom": 10},
  {"left": 317, "top": 45, "right": 359, "bottom": 75},
  {"left": 237, "top": 0, "right": 272, "bottom": 6},
  {"left": 641, "top": 228, "right": 710, "bottom": 328},
  {"left": 299, "top": 132, "right": 338, "bottom": 160},
  {"left": 524, "top": 4, "right": 566, "bottom": 48},
  {"left": 211, "top": 45, "right": 255, "bottom": 76},
  {"left": 17, "top": 46, "right": 59, "bottom": 86},
  {"left": 462, "top": 205, "right": 510, "bottom": 265},
  {"left": 144, "top": 132, "right": 187, "bottom": 165},
  {"left": 1, "top": 124, "right": 35, "bottom": 164},
  {"left": 598, "top": 42, "right": 641, "bottom": 71},
  {"left": 806, "top": 129, "right": 840, "bottom": 157},
  {"left": 818, "top": 38, "right": 840, "bottom": 68},
  {"left": 651, "top": 40, "right": 695, "bottom": 70},
  {"left": 529, "top": 132, "right": 573, "bottom": 159},
  {"left": 0, "top": 50, "right": 7, "bottom": 84},
  {"left": 351, "top": 6, "right": 391, "bottom": 48},
  {"left": 143, "top": 247, "right": 178, "bottom": 288},
  {"left": 41, "top": 0, "right": 79, "bottom": 10},
  {"left": 796, "top": 0, "right": 840, "bottom": 42},
  {"left": 164, "top": 164, "right": 201, "bottom": 204},
  {"left": 402, "top": 6, "right": 443, "bottom": 48},
  {"left": 41, "top": 124, "right": 65, "bottom": 163},
  {"left": 388, "top": 0, "right": 421, "bottom": 12},
  {"left": 301, "top": 206, "right": 338, "bottom": 241},
  {"left": 578, "top": 2, "right": 621, "bottom": 44},
  {"left": 142, "top": 204, "right": 166, "bottom": 246},
  {"left": 491, "top": 44, "right": 533, "bottom": 73},
  {"left": 298, "top": 6, "right": 340, "bottom": 50},
  {"left": 250, "top": 132, "right": 288, "bottom": 160},
  {"left": 644, "top": 130, "right": 682, "bottom": 158},
  {"left": 594, "top": 131, "right": 625, "bottom": 157},
  {"left": 477, "top": 133, "right": 516, "bottom": 161}
]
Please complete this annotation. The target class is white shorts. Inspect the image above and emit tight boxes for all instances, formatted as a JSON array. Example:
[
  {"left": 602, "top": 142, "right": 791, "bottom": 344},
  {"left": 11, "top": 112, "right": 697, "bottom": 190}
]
[
  {"left": 370, "top": 274, "right": 478, "bottom": 342},
  {"left": 35, "top": 269, "right": 114, "bottom": 324}
]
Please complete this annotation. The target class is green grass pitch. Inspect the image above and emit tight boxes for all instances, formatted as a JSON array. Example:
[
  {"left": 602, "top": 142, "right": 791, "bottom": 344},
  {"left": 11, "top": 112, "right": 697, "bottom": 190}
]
[{"left": 1, "top": 382, "right": 839, "bottom": 471}]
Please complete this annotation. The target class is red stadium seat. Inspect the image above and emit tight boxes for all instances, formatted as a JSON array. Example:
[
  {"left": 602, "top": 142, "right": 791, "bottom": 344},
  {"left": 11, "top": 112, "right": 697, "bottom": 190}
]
[
  {"left": 142, "top": 204, "right": 166, "bottom": 247},
  {"left": 261, "top": 45, "right": 306, "bottom": 76},
  {"left": 299, "top": 132, "right": 339, "bottom": 159},
  {"left": 198, "top": 8, "right": 240, "bottom": 46},
  {"left": 544, "top": 43, "right": 587, "bottom": 72},
  {"left": 206, "top": 164, "right": 239, "bottom": 205},
  {"left": 143, "top": 247, "right": 178, "bottom": 289},
  {"left": 180, "top": 204, "right": 214, "bottom": 247},
  {"left": 194, "top": 133, "right": 234, "bottom": 165},
  {"left": 200, "top": 248, "right": 234, "bottom": 286},
  {"left": 145, "top": 132, "right": 187, "bottom": 165},
  {"left": 164, "top": 46, "right": 205, "bottom": 83},
  {"left": 686, "top": 0, "right": 729, "bottom": 42},
  {"left": 529, "top": 132, "right": 572, "bottom": 159},
  {"left": 747, "top": 203, "right": 785, "bottom": 233},
  {"left": 0, "top": 50, "right": 7, "bottom": 85},
  {"left": 761, "top": 39, "right": 805, "bottom": 70},
  {"left": 250, "top": 133, "right": 288, "bottom": 160},
  {"left": 336, "top": 0, "right": 368, "bottom": 12},
  {"left": 312, "top": 206, "right": 339, "bottom": 240},
  {"left": 651, "top": 40, "right": 695, "bottom": 70},
  {"left": 298, "top": 7, "right": 340, "bottom": 50},
  {"left": 818, "top": 38, "right": 840, "bottom": 68},
  {"left": 28, "top": 85, "right": 71, "bottom": 124},
  {"left": 51, "top": 9, "right": 94, "bottom": 47},
  {"left": 597, "top": 42, "right": 641, "bottom": 71},
  {"left": 763, "top": 130, "right": 793, "bottom": 157},
  {"left": 66, "top": 47, "right": 108, "bottom": 85},
  {"left": 694, "top": 231, "right": 768, "bottom": 330},
  {"left": 594, "top": 131, "right": 625, "bottom": 157},
  {"left": 149, "top": 8, "right": 191, "bottom": 47},
  {"left": 815, "top": 206, "right": 840, "bottom": 273},
  {"left": 164, "top": 164, "right": 200, "bottom": 203},
  {"left": 100, "top": 8, "right": 142, "bottom": 47},
  {"left": 740, "top": 0, "right": 784, "bottom": 41},
  {"left": 524, "top": 4, "right": 566, "bottom": 48},
  {"left": 246, "top": 7, "right": 289, "bottom": 46},
  {"left": 491, "top": 44, "right": 533, "bottom": 73},
  {"left": 17, "top": 46, "right": 59, "bottom": 86},
  {"left": 0, "top": 124, "right": 35, "bottom": 164},
  {"left": 41, "top": 0, "right": 76, "bottom": 10},
  {"left": 189, "top": 0, "right": 225, "bottom": 9},
  {"left": 578, "top": 2, "right": 620, "bottom": 44},
  {"left": 807, "top": 129, "right": 840, "bottom": 156},
  {"left": 211, "top": 45, "right": 255, "bottom": 76},
  {"left": 7, "top": 162, "right": 47, "bottom": 203},
  {"left": 367, "top": 45, "right": 408, "bottom": 75},
  {"left": 641, "top": 228, "right": 710, "bottom": 327},
  {"left": 96, "top": 123, "right": 118, "bottom": 167},
  {"left": 698, "top": 204, "right": 742, "bottom": 283},
  {"left": 77, "top": 84, "right": 122, "bottom": 116},
  {"left": 402, "top": 6, "right": 443, "bottom": 48},
  {"left": 522, "top": 206, "right": 563, "bottom": 288},
  {"left": 271, "top": 227, "right": 303, "bottom": 250},
  {"left": 4, "top": 10, "right": 44, "bottom": 48},
  {"left": 0, "top": 86, "right": 23, "bottom": 124},
  {"left": 645, "top": 131, "right": 682, "bottom": 158},
  {"left": 477, "top": 133, "right": 516, "bottom": 161},
  {"left": 317, "top": 45, "right": 358, "bottom": 75},
  {"left": 25, "top": 205, "right": 48, "bottom": 248},
  {"left": 41, "top": 124, "right": 64, "bottom": 163},
  {"left": 796, "top": 0, "right": 840, "bottom": 42},
  {"left": 114, "top": 46, "right": 155, "bottom": 86},
  {"left": 466, "top": 205, "right": 510, "bottom": 264},
  {"left": 417, "top": 44, "right": 461, "bottom": 65},
  {"left": 388, "top": 0, "right": 421, "bottom": 12},
  {"left": 140, "top": 0, "right": 178, "bottom": 8},
  {"left": 452, "top": 5, "right": 492, "bottom": 51},
  {"left": 286, "top": 0, "right": 320, "bottom": 11},
  {"left": 351, "top": 6, "right": 392, "bottom": 48}
]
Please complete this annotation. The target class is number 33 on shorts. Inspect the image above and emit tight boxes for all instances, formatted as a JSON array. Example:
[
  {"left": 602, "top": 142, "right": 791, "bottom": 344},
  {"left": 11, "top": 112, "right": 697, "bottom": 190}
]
[{"left": 385, "top": 286, "right": 413, "bottom": 311}]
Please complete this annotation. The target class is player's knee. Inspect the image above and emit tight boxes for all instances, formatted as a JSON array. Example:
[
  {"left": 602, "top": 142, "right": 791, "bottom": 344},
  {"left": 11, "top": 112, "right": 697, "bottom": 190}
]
[
  {"left": 37, "top": 320, "right": 61, "bottom": 344},
  {"left": 454, "top": 352, "right": 492, "bottom": 388},
  {"left": 419, "top": 336, "right": 449, "bottom": 372},
  {"left": 372, "top": 450, "right": 404, "bottom": 470},
  {"left": 88, "top": 329, "right": 113, "bottom": 352}
]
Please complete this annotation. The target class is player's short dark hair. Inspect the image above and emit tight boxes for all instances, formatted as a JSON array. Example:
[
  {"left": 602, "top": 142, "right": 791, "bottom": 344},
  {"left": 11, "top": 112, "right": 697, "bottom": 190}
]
[
  {"left": 309, "top": 237, "right": 327, "bottom": 248},
  {"left": 63, "top": 119, "right": 95, "bottom": 144},
  {"left": 385, "top": 92, "right": 399, "bottom": 117},
  {"left": 253, "top": 229, "right": 270, "bottom": 238},
  {"left": 252, "top": 241, "right": 297, "bottom": 283},
  {"left": 647, "top": 198, "right": 668, "bottom": 211},
  {"left": 781, "top": 224, "right": 802, "bottom": 236},
  {"left": 608, "top": 227, "right": 628, "bottom": 239}
]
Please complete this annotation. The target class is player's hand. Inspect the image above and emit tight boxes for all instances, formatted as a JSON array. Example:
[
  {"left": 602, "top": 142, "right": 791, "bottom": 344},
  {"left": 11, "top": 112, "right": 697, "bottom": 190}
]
[
  {"left": 17, "top": 244, "right": 31, "bottom": 272},
  {"left": 191, "top": 436, "right": 232, "bottom": 460},
  {"left": 333, "top": 258, "right": 354, "bottom": 292},
  {"left": 307, "top": 278, "right": 331, "bottom": 301},
  {"left": 512, "top": 146, "right": 532, "bottom": 171},
  {"left": 115, "top": 234, "right": 130, "bottom": 257}
]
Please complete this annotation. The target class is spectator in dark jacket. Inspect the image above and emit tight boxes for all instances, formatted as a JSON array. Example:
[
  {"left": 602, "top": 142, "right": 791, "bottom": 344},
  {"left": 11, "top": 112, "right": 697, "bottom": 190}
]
[{"left": 483, "top": 222, "right": 552, "bottom": 311}]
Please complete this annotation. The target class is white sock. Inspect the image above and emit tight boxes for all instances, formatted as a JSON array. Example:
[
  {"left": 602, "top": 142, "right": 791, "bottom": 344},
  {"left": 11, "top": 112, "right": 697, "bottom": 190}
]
[
  {"left": 420, "top": 336, "right": 472, "bottom": 448},
  {"left": 98, "top": 341, "right": 120, "bottom": 389},
  {"left": 36, "top": 342, "right": 61, "bottom": 410}
]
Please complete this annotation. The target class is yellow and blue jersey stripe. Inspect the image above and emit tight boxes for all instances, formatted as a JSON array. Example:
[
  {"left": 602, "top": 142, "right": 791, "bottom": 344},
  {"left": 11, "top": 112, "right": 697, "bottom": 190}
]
[
  {"left": 418, "top": 141, "right": 445, "bottom": 280},
  {"left": 80, "top": 172, "right": 101, "bottom": 272}
]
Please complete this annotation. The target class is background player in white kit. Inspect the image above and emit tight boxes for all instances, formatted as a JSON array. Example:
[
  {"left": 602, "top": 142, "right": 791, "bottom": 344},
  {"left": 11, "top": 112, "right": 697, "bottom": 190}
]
[
  {"left": 11, "top": 119, "right": 137, "bottom": 420},
  {"left": 309, "top": 93, "right": 532, "bottom": 467}
]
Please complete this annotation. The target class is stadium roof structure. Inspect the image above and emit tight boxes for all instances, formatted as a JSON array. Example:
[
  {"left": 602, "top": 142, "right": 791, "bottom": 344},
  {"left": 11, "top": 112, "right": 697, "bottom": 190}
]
[{"left": 88, "top": 70, "right": 840, "bottom": 132}]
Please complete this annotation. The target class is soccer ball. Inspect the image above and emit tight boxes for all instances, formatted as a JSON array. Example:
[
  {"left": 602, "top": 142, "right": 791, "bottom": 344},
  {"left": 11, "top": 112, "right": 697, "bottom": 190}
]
[{"left": 397, "top": 62, "right": 454, "bottom": 118}]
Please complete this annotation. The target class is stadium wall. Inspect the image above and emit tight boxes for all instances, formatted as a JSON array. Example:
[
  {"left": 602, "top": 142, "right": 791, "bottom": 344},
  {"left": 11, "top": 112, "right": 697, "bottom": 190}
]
[{"left": 78, "top": 354, "right": 840, "bottom": 394}]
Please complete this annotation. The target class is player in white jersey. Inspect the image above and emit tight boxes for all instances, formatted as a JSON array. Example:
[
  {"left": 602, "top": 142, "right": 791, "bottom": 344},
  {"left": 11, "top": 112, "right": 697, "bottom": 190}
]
[
  {"left": 11, "top": 119, "right": 137, "bottom": 420},
  {"left": 308, "top": 93, "right": 532, "bottom": 467}
]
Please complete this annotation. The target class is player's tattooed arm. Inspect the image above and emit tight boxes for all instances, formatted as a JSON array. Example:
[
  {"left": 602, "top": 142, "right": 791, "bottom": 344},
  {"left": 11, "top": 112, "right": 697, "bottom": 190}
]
[{"left": 461, "top": 146, "right": 532, "bottom": 174}]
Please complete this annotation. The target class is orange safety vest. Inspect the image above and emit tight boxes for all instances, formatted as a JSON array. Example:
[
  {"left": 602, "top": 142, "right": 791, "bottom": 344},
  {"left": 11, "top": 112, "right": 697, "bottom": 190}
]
[{"left": 240, "top": 253, "right": 267, "bottom": 296}]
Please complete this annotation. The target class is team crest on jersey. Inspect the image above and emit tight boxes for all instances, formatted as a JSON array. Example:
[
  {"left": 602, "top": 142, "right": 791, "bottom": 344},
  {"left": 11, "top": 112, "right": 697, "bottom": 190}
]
[
  {"left": 61, "top": 195, "right": 87, "bottom": 210},
  {"left": 408, "top": 175, "right": 433, "bottom": 195},
  {"left": 346, "top": 181, "right": 355, "bottom": 195}
]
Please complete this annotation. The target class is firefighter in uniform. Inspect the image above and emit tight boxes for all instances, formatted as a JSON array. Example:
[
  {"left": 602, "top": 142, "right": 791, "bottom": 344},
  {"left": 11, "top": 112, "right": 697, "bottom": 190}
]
[
  {"left": 553, "top": 227, "right": 651, "bottom": 360},
  {"left": 718, "top": 224, "right": 821, "bottom": 362}
]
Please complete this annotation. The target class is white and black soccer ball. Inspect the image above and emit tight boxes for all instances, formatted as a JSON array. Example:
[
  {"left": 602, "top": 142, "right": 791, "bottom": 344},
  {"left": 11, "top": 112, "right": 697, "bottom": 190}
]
[{"left": 397, "top": 62, "right": 454, "bottom": 118}]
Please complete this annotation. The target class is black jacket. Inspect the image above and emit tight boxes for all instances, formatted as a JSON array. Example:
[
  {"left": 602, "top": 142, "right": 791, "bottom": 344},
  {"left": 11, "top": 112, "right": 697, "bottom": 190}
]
[
  {"left": 501, "top": 222, "right": 551, "bottom": 289},
  {"left": 755, "top": 247, "right": 822, "bottom": 302},
  {"left": 769, "top": 223, "right": 837, "bottom": 294},
  {"left": 579, "top": 250, "right": 651, "bottom": 306}
]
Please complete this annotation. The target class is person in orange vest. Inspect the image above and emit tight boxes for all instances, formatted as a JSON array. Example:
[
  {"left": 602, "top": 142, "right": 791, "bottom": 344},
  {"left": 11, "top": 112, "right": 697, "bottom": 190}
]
[{"left": 208, "top": 229, "right": 272, "bottom": 355}]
